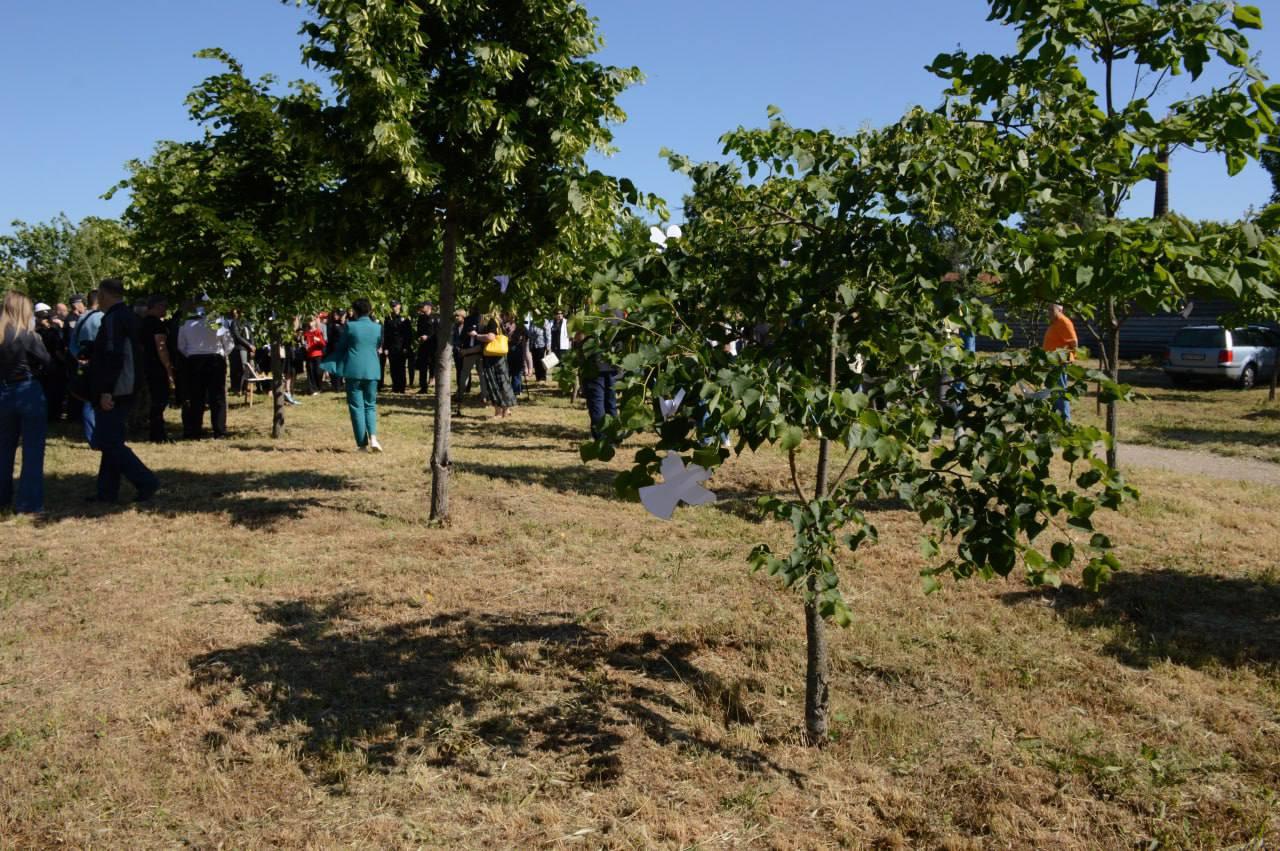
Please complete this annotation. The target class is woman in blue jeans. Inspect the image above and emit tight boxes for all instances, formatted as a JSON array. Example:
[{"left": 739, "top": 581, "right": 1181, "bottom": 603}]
[{"left": 0, "top": 291, "right": 51, "bottom": 515}]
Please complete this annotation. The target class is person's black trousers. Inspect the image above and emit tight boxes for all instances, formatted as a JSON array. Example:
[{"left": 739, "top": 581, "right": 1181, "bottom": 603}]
[
  {"left": 146, "top": 368, "right": 169, "bottom": 442},
  {"left": 531, "top": 346, "right": 547, "bottom": 381},
  {"left": 182, "top": 355, "right": 227, "bottom": 438},
  {"left": 389, "top": 352, "right": 408, "bottom": 393},
  {"left": 418, "top": 345, "right": 434, "bottom": 391},
  {"left": 306, "top": 357, "right": 324, "bottom": 393},
  {"left": 41, "top": 374, "right": 67, "bottom": 423}
]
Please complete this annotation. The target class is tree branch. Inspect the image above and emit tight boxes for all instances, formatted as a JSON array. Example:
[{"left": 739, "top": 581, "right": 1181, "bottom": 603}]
[{"left": 789, "top": 449, "right": 807, "bottom": 503}]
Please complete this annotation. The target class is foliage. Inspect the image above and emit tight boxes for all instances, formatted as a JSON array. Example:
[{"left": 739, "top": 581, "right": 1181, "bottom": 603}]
[
  {"left": 112, "top": 50, "right": 365, "bottom": 436},
  {"left": 929, "top": 0, "right": 1280, "bottom": 465},
  {"left": 0, "top": 214, "right": 134, "bottom": 304},
  {"left": 292, "top": 0, "right": 644, "bottom": 522},
  {"left": 579, "top": 110, "right": 1136, "bottom": 740}
]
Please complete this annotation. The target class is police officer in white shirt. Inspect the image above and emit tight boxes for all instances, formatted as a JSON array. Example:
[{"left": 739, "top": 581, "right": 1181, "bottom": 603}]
[{"left": 177, "top": 309, "right": 233, "bottom": 439}]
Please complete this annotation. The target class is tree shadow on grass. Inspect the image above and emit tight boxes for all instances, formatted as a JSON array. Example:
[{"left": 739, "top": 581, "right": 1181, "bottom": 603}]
[
  {"left": 459, "top": 460, "right": 620, "bottom": 500},
  {"left": 39, "top": 469, "right": 356, "bottom": 530},
  {"left": 1003, "top": 568, "right": 1280, "bottom": 669},
  {"left": 452, "top": 417, "right": 586, "bottom": 443},
  {"left": 1138, "top": 424, "right": 1279, "bottom": 453},
  {"left": 188, "top": 594, "right": 805, "bottom": 790}
]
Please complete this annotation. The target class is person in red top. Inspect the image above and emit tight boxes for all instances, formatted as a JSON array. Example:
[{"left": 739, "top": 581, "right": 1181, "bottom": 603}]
[
  {"left": 303, "top": 318, "right": 327, "bottom": 395},
  {"left": 1042, "top": 303, "right": 1078, "bottom": 420}
]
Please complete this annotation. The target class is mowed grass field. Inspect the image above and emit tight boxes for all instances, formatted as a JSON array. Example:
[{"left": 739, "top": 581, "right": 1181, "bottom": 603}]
[
  {"left": 1078, "top": 361, "right": 1280, "bottom": 465},
  {"left": 2, "top": 381, "right": 1279, "bottom": 849}
]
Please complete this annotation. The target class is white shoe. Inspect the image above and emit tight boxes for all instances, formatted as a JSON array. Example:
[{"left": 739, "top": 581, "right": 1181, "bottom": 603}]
[
  {"left": 357, "top": 445, "right": 369, "bottom": 453},
  {"left": 369, "top": 436, "right": 383, "bottom": 453}
]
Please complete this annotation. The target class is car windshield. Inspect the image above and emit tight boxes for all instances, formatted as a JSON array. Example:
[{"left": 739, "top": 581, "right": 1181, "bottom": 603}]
[{"left": 1171, "top": 328, "right": 1226, "bottom": 348}]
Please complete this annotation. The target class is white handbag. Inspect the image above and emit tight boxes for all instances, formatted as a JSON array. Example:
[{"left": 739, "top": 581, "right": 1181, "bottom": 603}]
[{"left": 541, "top": 352, "right": 560, "bottom": 370}]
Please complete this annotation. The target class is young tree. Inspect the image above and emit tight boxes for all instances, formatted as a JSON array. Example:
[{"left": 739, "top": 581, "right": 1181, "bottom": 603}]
[
  {"left": 292, "top": 0, "right": 640, "bottom": 523},
  {"left": 930, "top": 0, "right": 1280, "bottom": 468},
  {"left": 580, "top": 111, "right": 1134, "bottom": 743},
  {"left": 115, "top": 52, "right": 351, "bottom": 437}
]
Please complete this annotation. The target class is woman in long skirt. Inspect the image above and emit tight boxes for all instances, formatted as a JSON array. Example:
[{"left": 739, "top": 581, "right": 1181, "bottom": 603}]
[{"left": 475, "top": 311, "right": 517, "bottom": 418}]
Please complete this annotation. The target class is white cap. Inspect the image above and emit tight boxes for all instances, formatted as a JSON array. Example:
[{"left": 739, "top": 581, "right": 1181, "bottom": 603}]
[{"left": 34, "top": 302, "right": 52, "bottom": 314}]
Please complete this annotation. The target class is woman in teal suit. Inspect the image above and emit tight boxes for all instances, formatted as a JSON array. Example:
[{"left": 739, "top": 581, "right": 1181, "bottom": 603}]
[{"left": 321, "top": 298, "right": 384, "bottom": 451}]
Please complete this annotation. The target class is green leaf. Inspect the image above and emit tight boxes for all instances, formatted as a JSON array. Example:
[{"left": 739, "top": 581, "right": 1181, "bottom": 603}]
[
  {"left": 779, "top": 425, "right": 804, "bottom": 451},
  {"left": 1050, "top": 541, "right": 1074, "bottom": 568},
  {"left": 1233, "top": 4, "right": 1263, "bottom": 29}
]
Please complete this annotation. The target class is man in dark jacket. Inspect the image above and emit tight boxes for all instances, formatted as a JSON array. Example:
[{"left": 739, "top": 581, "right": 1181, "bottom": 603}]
[
  {"left": 87, "top": 278, "right": 159, "bottom": 503},
  {"left": 382, "top": 300, "right": 413, "bottom": 393},
  {"left": 414, "top": 302, "right": 437, "bottom": 393}
]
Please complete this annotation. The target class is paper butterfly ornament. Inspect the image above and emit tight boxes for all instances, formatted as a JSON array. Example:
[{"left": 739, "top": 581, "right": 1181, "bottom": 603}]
[
  {"left": 649, "top": 224, "right": 683, "bottom": 250},
  {"left": 496, "top": 274, "right": 511, "bottom": 294},
  {"left": 658, "top": 388, "right": 687, "bottom": 419},
  {"left": 639, "top": 452, "right": 718, "bottom": 521}
]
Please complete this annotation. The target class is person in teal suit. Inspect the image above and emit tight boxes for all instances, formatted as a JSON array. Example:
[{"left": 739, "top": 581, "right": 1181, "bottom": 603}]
[{"left": 321, "top": 298, "right": 384, "bottom": 452}]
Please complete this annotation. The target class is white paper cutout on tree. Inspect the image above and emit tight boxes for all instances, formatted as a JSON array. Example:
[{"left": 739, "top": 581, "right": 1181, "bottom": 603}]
[
  {"left": 496, "top": 274, "right": 511, "bottom": 294},
  {"left": 639, "top": 451, "right": 718, "bottom": 521},
  {"left": 658, "top": 388, "right": 687, "bottom": 419},
  {"left": 649, "top": 224, "right": 683, "bottom": 250}
]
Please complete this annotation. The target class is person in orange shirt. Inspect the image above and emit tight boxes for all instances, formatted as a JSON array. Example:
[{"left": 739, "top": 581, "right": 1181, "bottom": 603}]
[{"left": 1042, "top": 303, "right": 1078, "bottom": 420}]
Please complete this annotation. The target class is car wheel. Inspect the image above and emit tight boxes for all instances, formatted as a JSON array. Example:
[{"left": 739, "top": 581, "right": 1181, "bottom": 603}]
[{"left": 1239, "top": 363, "right": 1258, "bottom": 390}]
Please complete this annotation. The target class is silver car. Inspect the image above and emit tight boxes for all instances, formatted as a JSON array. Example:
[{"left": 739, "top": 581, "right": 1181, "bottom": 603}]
[{"left": 1163, "top": 325, "right": 1279, "bottom": 389}]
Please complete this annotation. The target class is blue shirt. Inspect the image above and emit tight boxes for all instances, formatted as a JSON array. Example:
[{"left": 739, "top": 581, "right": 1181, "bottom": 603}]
[{"left": 69, "top": 310, "right": 102, "bottom": 357}]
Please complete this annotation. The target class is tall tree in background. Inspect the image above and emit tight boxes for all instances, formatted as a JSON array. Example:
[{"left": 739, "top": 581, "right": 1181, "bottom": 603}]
[
  {"left": 932, "top": 0, "right": 1280, "bottom": 469},
  {"left": 0, "top": 214, "right": 134, "bottom": 304},
  {"left": 292, "top": 0, "right": 640, "bottom": 524}
]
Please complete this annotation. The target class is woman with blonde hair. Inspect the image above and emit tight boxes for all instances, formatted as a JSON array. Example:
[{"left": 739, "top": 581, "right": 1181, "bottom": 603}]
[{"left": 0, "top": 291, "right": 51, "bottom": 514}]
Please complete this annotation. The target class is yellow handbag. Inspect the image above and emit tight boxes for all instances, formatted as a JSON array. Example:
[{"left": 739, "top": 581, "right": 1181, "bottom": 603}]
[{"left": 484, "top": 334, "right": 509, "bottom": 357}]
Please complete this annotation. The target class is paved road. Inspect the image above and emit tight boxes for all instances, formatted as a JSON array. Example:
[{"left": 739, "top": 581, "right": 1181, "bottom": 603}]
[{"left": 1120, "top": 443, "right": 1280, "bottom": 487}]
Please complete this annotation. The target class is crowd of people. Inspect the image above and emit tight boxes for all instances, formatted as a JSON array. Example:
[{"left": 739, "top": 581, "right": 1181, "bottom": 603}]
[
  {"left": 0, "top": 280, "right": 583, "bottom": 516},
  {"left": 0, "top": 276, "right": 1082, "bottom": 518}
]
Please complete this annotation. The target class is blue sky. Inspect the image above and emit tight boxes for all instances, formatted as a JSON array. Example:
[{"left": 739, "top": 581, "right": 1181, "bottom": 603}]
[{"left": 2, "top": 0, "right": 1278, "bottom": 235}]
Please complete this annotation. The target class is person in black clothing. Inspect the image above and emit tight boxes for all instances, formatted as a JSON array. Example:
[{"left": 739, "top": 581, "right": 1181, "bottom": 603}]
[
  {"left": 140, "top": 296, "right": 175, "bottom": 442},
  {"left": 414, "top": 302, "right": 437, "bottom": 393},
  {"left": 33, "top": 306, "right": 69, "bottom": 422},
  {"left": 325, "top": 309, "right": 346, "bottom": 391},
  {"left": 382, "top": 300, "right": 413, "bottom": 393},
  {"left": 1, "top": 291, "right": 51, "bottom": 514},
  {"left": 86, "top": 278, "right": 159, "bottom": 503},
  {"left": 227, "top": 309, "right": 254, "bottom": 397}
]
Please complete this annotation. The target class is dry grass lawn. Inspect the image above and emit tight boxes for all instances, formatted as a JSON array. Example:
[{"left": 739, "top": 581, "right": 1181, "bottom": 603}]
[
  {"left": 1, "top": 381, "right": 1278, "bottom": 849},
  {"left": 1078, "top": 361, "right": 1280, "bottom": 465}
]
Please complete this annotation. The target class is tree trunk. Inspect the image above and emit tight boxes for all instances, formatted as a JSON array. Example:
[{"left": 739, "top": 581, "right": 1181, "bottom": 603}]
[
  {"left": 803, "top": 315, "right": 839, "bottom": 746},
  {"left": 429, "top": 209, "right": 460, "bottom": 524},
  {"left": 270, "top": 338, "right": 285, "bottom": 439},
  {"left": 804, "top": 438, "right": 831, "bottom": 746},
  {"left": 1104, "top": 300, "right": 1121, "bottom": 471}
]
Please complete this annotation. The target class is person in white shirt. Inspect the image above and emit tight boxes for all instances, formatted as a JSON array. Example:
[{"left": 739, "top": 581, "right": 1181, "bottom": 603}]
[{"left": 177, "top": 310, "right": 233, "bottom": 439}]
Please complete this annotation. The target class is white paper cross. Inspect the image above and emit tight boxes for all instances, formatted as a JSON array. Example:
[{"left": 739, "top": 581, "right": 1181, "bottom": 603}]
[
  {"left": 639, "top": 452, "right": 718, "bottom": 521},
  {"left": 658, "top": 388, "right": 687, "bottom": 419}
]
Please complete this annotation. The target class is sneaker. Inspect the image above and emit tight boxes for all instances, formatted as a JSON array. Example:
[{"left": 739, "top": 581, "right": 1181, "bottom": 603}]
[
  {"left": 369, "top": 436, "right": 383, "bottom": 453},
  {"left": 357, "top": 445, "right": 369, "bottom": 453}
]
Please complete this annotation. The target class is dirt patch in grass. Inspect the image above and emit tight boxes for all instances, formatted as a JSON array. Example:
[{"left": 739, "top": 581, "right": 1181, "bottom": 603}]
[{"left": 1, "top": 385, "right": 1278, "bottom": 848}]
